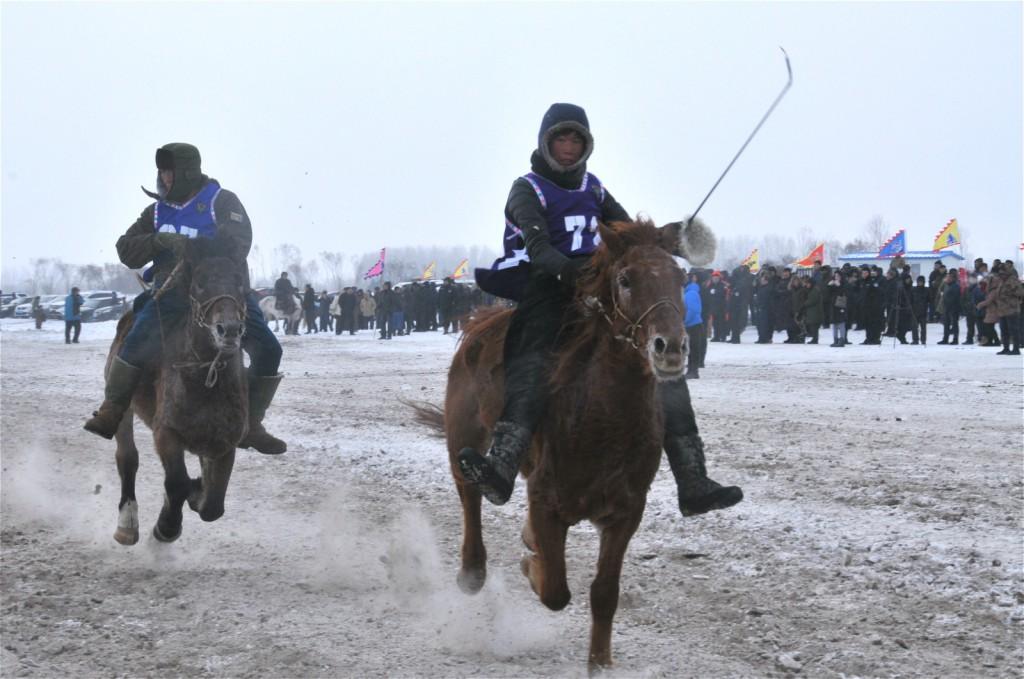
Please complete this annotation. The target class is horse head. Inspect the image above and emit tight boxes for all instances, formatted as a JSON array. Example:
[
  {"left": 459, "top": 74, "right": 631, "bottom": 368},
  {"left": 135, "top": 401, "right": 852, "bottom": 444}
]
[
  {"left": 576, "top": 217, "right": 715, "bottom": 381},
  {"left": 181, "top": 237, "right": 247, "bottom": 357}
]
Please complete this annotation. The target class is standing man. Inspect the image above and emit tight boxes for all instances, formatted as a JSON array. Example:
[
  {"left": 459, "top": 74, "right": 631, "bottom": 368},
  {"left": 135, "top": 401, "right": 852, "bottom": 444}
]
[
  {"left": 64, "top": 286, "right": 84, "bottom": 344},
  {"left": 83, "top": 143, "right": 287, "bottom": 455}
]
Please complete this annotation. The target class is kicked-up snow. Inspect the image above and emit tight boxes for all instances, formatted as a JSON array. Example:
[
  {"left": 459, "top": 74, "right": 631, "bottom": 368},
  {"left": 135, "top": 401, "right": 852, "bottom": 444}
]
[{"left": 1, "top": 317, "right": 1021, "bottom": 677}]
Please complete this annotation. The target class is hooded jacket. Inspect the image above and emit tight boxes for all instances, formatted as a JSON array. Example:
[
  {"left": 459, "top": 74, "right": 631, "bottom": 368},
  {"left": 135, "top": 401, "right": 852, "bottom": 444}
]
[
  {"left": 117, "top": 144, "right": 252, "bottom": 289},
  {"left": 475, "top": 104, "right": 630, "bottom": 300},
  {"left": 684, "top": 282, "right": 703, "bottom": 328}
]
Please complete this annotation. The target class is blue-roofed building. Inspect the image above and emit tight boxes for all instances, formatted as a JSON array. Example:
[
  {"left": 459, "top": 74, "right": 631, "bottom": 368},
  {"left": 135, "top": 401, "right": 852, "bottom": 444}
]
[{"left": 837, "top": 250, "right": 965, "bottom": 276}]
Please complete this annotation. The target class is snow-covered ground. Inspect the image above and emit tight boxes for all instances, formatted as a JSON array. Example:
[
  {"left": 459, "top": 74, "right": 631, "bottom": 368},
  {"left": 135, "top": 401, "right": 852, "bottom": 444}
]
[{"left": 1, "top": 316, "right": 1021, "bottom": 677}]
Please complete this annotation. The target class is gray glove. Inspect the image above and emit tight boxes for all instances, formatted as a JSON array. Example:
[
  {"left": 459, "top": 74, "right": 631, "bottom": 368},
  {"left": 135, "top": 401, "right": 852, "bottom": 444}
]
[{"left": 154, "top": 232, "right": 188, "bottom": 257}]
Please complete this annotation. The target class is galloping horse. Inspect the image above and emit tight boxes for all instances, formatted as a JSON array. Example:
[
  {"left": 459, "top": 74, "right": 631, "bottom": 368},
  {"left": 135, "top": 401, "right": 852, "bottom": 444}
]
[
  {"left": 417, "top": 218, "right": 709, "bottom": 671},
  {"left": 258, "top": 294, "right": 302, "bottom": 335},
  {"left": 109, "top": 237, "right": 249, "bottom": 545}
]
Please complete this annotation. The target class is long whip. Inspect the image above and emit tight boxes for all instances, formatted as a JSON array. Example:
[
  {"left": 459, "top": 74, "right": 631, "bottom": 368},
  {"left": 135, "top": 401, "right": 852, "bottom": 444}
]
[{"left": 689, "top": 47, "right": 794, "bottom": 225}]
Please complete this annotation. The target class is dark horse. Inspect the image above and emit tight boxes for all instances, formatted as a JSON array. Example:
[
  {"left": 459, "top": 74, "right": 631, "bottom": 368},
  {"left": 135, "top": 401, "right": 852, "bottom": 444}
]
[
  {"left": 415, "top": 219, "right": 701, "bottom": 672},
  {"left": 109, "top": 238, "right": 249, "bottom": 545}
]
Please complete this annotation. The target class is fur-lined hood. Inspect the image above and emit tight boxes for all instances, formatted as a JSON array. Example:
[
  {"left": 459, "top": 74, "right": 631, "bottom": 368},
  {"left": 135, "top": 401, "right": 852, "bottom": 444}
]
[{"left": 536, "top": 103, "right": 594, "bottom": 177}]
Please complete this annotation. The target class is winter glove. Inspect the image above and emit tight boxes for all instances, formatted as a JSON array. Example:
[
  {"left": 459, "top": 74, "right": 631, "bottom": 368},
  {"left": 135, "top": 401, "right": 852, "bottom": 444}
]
[
  {"left": 558, "top": 257, "right": 589, "bottom": 288},
  {"left": 154, "top": 232, "right": 188, "bottom": 257}
]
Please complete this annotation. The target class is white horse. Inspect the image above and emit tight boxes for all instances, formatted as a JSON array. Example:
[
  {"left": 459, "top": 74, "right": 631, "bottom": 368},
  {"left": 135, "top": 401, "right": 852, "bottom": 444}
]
[{"left": 259, "top": 294, "right": 302, "bottom": 335}]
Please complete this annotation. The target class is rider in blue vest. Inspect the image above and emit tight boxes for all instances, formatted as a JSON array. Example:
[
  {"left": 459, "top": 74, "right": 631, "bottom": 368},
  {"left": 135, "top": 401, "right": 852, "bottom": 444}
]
[
  {"left": 84, "top": 143, "right": 287, "bottom": 455},
  {"left": 459, "top": 103, "right": 743, "bottom": 517}
]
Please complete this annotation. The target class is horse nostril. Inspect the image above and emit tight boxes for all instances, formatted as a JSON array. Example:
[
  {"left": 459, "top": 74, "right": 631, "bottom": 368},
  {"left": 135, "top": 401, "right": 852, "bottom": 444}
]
[
  {"left": 653, "top": 337, "right": 667, "bottom": 355},
  {"left": 216, "top": 323, "right": 226, "bottom": 337}
]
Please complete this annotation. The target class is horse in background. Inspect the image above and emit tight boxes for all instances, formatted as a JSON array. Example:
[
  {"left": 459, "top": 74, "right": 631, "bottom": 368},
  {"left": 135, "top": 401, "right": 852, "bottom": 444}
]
[
  {"left": 414, "top": 218, "right": 710, "bottom": 672},
  {"left": 109, "top": 237, "right": 249, "bottom": 545},
  {"left": 259, "top": 294, "right": 302, "bottom": 335}
]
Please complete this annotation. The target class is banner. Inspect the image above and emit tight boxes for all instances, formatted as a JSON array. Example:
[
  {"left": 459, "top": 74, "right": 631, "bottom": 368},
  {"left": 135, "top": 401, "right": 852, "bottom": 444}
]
[
  {"left": 740, "top": 248, "right": 760, "bottom": 273},
  {"left": 452, "top": 258, "right": 470, "bottom": 280},
  {"left": 932, "top": 219, "right": 961, "bottom": 251},
  {"left": 363, "top": 248, "right": 386, "bottom": 280},
  {"left": 793, "top": 243, "right": 824, "bottom": 268},
  {"left": 420, "top": 262, "right": 436, "bottom": 280},
  {"left": 877, "top": 229, "right": 906, "bottom": 258}
]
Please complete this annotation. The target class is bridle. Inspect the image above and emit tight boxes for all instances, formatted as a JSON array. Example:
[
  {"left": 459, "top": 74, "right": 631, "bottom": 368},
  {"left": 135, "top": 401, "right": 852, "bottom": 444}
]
[{"left": 587, "top": 282, "right": 681, "bottom": 351}]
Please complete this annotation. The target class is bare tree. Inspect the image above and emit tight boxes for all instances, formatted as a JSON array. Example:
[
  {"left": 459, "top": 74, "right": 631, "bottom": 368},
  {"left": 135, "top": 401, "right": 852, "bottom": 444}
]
[
  {"left": 862, "top": 215, "right": 889, "bottom": 250},
  {"left": 319, "top": 251, "right": 346, "bottom": 291}
]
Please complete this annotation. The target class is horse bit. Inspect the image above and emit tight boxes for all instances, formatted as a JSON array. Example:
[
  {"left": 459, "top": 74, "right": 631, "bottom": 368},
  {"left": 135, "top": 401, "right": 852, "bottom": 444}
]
[{"left": 173, "top": 293, "right": 247, "bottom": 389}]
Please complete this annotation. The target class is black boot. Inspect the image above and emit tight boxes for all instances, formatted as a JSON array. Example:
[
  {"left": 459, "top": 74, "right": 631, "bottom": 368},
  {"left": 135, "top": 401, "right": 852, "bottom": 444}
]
[
  {"left": 457, "top": 422, "right": 532, "bottom": 505},
  {"left": 238, "top": 372, "right": 287, "bottom": 454},
  {"left": 665, "top": 434, "right": 743, "bottom": 516},
  {"left": 84, "top": 356, "right": 142, "bottom": 439}
]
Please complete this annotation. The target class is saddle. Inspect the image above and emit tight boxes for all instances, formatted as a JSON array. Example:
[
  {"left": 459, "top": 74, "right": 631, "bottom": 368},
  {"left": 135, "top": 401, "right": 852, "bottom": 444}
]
[{"left": 274, "top": 294, "right": 296, "bottom": 314}]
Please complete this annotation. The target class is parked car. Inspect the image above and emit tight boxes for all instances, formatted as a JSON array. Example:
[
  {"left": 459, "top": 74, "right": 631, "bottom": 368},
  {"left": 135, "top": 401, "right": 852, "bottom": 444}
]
[
  {"left": 88, "top": 304, "right": 126, "bottom": 323},
  {"left": 0, "top": 295, "right": 30, "bottom": 318},
  {"left": 14, "top": 295, "right": 60, "bottom": 319}
]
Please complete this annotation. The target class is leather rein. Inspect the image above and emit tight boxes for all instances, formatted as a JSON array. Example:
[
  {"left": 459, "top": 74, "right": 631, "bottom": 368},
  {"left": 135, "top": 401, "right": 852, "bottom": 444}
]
[{"left": 586, "top": 284, "right": 681, "bottom": 351}]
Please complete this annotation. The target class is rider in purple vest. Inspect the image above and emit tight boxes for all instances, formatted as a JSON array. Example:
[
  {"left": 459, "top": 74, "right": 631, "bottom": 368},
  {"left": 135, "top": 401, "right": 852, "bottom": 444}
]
[
  {"left": 83, "top": 143, "right": 287, "bottom": 455},
  {"left": 459, "top": 103, "right": 743, "bottom": 517}
]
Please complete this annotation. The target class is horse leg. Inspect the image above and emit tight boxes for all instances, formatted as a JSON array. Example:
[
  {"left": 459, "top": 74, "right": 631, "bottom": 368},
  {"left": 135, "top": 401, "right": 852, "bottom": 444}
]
[
  {"left": 521, "top": 497, "right": 570, "bottom": 611},
  {"left": 152, "top": 428, "right": 190, "bottom": 542},
  {"left": 113, "top": 407, "right": 139, "bottom": 545},
  {"left": 588, "top": 513, "right": 643, "bottom": 672},
  {"left": 454, "top": 477, "right": 487, "bottom": 593},
  {"left": 195, "top": 450, "right": 235, "bottom": 522}
]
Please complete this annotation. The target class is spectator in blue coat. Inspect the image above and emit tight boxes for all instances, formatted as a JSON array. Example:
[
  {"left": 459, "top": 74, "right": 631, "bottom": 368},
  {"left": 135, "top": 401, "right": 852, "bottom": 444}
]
[
  {"left": 64, "top": 286, "right": 84, "bottom": 344},
  {"left": 684, "top": 275, "right": 704, "bottom": 379}
]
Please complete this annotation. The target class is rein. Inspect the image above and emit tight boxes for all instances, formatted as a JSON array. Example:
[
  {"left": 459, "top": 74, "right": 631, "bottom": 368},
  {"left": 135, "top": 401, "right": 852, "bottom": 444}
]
[
  {"left": 586, "top": 286, "right": 681, "bottom": 351},
  {"left": 173, "top": 293, "right": 246, "bottom": 388}
]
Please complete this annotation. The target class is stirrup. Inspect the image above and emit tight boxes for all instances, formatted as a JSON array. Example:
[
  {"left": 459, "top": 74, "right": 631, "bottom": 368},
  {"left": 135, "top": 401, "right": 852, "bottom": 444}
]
[{"left": 457, "top": 448, "right": 515, "bottom": 506}]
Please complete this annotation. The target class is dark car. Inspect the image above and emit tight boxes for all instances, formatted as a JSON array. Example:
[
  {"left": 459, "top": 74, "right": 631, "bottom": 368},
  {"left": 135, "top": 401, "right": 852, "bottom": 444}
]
[{"left": 0, "top": 295, "right": 29, "bottom": 318}]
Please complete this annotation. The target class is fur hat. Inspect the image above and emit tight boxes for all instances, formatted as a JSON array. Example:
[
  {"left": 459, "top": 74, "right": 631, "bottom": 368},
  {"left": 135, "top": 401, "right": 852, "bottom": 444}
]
[{"left": 537, "top": 103, "right": 594, "bottom": 174}]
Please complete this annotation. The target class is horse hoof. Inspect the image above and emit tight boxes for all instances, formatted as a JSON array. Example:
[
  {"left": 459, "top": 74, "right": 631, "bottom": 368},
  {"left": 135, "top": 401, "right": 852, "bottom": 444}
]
[
  {"left": 186, "top": 479, "right": 203, "bottom": 513},
  {"left": 152, "top": 523, "right": 181, "bottom": 543},
  {"left": 198, "top": 505, "right": 224, "bottom": 522},
  {"left": 113, "top": 527, "right": 139, "bottom": 546},
  {"left": 456, "top": 568, "right": 486, "bottom": 594}
]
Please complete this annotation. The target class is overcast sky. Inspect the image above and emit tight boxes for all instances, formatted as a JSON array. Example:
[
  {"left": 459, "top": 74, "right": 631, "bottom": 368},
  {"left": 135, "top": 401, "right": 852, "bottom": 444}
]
[{"left": 2, "top": 1, "right": 1021, "bottom": 275}]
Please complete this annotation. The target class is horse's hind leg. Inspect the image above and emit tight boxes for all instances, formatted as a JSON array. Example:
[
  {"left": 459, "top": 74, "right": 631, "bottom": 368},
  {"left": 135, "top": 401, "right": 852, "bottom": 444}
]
[
  {"left": 152, "top": 428, "right": 190, "bottom": 542},
  {"left": 113, "top": 408, "right": 139, "bottom": 545},
  {"left": 193, "top": 450, "right": 235, "bottom": 522},
  {"left": 587, "top": 512, "right": 643, "bottom": 673},
  {"left": 521, "top": 496, "right": 570, "bottom": 611},
  {"left": 454, "top": 476, "right": 487, "bottom": 593}
]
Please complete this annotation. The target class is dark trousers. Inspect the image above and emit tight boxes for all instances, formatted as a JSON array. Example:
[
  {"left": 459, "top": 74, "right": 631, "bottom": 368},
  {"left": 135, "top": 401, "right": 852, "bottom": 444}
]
[
  {"left": 377, "top": 311, "right": 391, "bottom": 338},
  {"left": 65, "top": 320, "right": 81, "bottom": 343},
  {"left": 658, "top": 374, "right": 699, "bottom": 438},
  {"left": 686, "top": 323, "right": 704, "bottom": 374},
  {"left": 912, "top": 319, "right": 927, "bottom": 344},
  {"left": 943, "top": 311, "right": 960, "bottom": 342},
  {"left": 999, "top": 315, "right": 1020, "bottom": 351},
  {"left": 499, "top": 272, "right": 569, "bottom": 429},
  {"left": 964, "top": 315, "right": 977, "bottom": 343},
  {"left": 120, "top": 290, "right": 281, "bottom": 376},
  {"left": 319, "top": 314, "right": 331, "bottom": 332},
  {"left": 806, "top": 324, "right": 820, "bottom": 344}
]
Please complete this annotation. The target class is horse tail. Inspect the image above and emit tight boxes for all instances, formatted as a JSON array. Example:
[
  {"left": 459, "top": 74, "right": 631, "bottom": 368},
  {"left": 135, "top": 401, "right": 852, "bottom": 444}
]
[{"left": 403, "top": 400, "right": 446, "bottom": 438}]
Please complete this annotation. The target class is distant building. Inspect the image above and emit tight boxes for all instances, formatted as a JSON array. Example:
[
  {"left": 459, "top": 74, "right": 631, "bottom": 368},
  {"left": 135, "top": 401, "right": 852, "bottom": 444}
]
[{"left": 838, "top": 250, "right": 965, "bottom": 276}]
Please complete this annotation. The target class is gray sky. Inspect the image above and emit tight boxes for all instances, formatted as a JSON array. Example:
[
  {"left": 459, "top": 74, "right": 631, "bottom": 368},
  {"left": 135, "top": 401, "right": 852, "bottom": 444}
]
[{"left": 2, "top": 1, "right": 1021, "bottom": 275}]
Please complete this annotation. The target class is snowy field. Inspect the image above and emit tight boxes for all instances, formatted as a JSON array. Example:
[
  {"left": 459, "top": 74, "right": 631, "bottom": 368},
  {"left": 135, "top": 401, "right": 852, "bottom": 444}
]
[{"left": 1, "top": 316, "right": 1021, "bottom": 678}]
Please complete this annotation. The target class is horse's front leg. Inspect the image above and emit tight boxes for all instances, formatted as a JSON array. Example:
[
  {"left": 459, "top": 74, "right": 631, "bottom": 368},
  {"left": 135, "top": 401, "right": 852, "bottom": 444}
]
[
  {"left": 521, "top": 493, "right": 570, "bottom": 611},
  {"left": 588, "top": 511, "right": 643, "bottom": 673},
  {"left": 152, "top": 427, "right": 190, "bottom": 542},
  {"left": 194, "top": 450, "right": 235, "bottom": 522},
  {"left": 113, "top": 407, "right": 139, "bottom": 545}
]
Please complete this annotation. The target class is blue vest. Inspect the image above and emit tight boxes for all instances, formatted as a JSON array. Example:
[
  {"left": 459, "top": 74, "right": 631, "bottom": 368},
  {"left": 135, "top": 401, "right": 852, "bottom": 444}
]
[
  {"left": 143, "top": 180, "right": 221, "bottom": 282},
  {"left": 477, "top": 172, "right": 605, "bottom": 300},
  {"left": 153, "top": 180, "right": 221, "bottom": 238}
]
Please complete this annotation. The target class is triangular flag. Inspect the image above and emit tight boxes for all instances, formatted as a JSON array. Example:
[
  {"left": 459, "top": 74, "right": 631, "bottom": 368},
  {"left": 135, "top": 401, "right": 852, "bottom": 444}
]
[
  {"left": 932, "top": 219, "right": 960, "bottom": 251},
  {"left": 878, "top": 230, "right": 906, "bottom": 258},
  {"left": 793, "top": 243, "right": 824, "bottom": 268},
  {"left": 452, "top": 258, "right": 470, "bottom": 279},
  {"left": 740, "top": 248, "right": 760, "bottom": 273}
]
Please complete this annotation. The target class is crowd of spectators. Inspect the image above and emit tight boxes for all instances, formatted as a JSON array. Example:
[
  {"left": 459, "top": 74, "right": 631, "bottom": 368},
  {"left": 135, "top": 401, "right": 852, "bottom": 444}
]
[{"left": 681, "top": 256, "right": 1023, "bottom": 362}]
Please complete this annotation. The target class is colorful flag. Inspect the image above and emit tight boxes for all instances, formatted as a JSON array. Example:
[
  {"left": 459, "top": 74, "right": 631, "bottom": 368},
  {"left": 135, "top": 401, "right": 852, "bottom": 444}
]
[
  {"left": 420, "top": 262, "right": 436, "bottom": 280},
  {"left": 932, "top": 219, "right": 960, "bottom": 251},
  {"left": 363, "top": 248, "right": 386, "bottom": 280},
  {"left": 740, "top": 248, "right": 760, "bottom": 273},
  {"left": 793, "top": 243, "right": 825, "bottom": 268},
  {"left": 877, "top": 229, "right": 906, "bottom": 258},
  {"left": 452, "top": 258, "right": 470, "bottom": 279}
]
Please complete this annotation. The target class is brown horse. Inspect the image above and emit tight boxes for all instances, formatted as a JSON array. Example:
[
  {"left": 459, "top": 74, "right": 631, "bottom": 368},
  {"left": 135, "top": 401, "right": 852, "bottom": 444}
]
[
  {"left": 416, "top": 218, "right": 704, "bottom": 672},
  {"left": 109, "top": 238, "right": 249, "bottom": 545}
]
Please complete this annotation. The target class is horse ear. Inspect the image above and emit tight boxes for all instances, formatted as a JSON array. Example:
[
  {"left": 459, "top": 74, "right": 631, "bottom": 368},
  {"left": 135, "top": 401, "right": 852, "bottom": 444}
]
[
  {"left": 598, "top": 221, "right": 626, "bottom": 256},
  {"left": 661, "top": 217, "right": 716, "bottom": 266}
]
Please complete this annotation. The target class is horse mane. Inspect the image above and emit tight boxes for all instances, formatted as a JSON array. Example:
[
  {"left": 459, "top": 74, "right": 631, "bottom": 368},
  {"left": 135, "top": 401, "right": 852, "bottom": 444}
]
[{"left": 552, "top": 218, "right": 665, "bottom": 391}]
